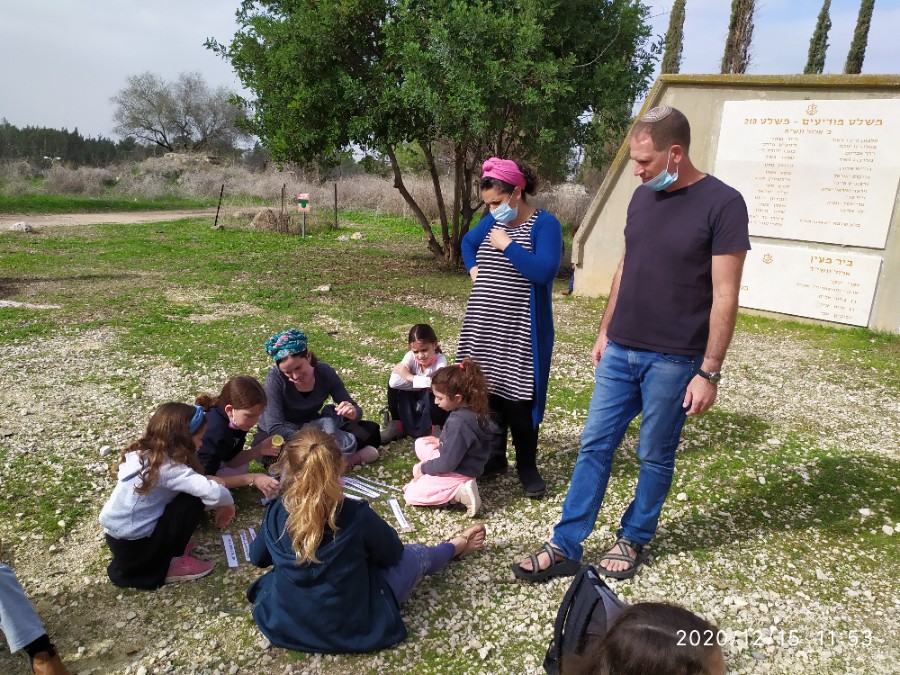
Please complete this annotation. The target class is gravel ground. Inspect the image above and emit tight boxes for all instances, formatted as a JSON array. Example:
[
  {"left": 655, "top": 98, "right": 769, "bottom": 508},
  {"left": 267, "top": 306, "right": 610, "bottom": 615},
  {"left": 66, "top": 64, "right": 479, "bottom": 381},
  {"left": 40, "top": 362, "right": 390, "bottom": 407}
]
[{"left": 0, "top": 290, "right": 897, "bottom": 674}]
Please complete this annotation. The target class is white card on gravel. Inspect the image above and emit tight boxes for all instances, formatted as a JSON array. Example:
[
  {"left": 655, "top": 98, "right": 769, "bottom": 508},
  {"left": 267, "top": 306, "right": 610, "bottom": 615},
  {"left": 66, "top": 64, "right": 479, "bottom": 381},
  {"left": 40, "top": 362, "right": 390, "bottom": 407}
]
[
  {"left": 239, "top": 530, "right": 252, "bottom": 561},
  {"left": 221, "top": 533, "right": 239, "bottom": 568},
  {"left": 388, "top": 498, "right": 413, "bottom": 531}
]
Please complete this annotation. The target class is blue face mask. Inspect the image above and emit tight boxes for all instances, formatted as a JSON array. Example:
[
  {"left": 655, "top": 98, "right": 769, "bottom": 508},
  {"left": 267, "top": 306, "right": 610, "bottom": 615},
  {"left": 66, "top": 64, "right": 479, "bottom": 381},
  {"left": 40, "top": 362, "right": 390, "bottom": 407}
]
[
  {"left": 644, "top": 150, "right": 678, "bottom": 192},
  {"left": 490, "top": 193, "right": 518, "bottom": 224}
]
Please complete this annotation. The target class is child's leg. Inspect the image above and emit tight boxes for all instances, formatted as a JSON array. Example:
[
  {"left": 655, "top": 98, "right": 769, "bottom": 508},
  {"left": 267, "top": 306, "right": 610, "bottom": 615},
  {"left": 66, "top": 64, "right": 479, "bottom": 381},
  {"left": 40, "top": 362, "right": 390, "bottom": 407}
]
[
  {"left": 387, "top": 386, "right": 401, "bottom": 423},
  {"left": 377, "top": 543, "right": 455, "bottom": 604},
  {"left": 0, "top": 564, "right": 47, "bottom": 653},
  {"left": 106, "top": 492, "right": 204, "bottom": 589}
]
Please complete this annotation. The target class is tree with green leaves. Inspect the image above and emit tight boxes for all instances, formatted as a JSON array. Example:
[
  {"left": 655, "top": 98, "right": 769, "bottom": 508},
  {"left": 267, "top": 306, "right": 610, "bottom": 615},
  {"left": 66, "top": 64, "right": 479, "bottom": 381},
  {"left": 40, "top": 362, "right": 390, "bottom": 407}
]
[
  {"left": 805, "top": 0, "right": 831, "bottom": 74},
  {"left": 661, "top": 0, "right": 686, "bottom": 74},
  {"left": 720, "top": 0, "right": 756, "bottom": 74},
  {"left": 208, "top": 0, "right": 655, "bottom": 262},
  {"left": 845, "top": 0, "right": 875, "bottom": 74}
]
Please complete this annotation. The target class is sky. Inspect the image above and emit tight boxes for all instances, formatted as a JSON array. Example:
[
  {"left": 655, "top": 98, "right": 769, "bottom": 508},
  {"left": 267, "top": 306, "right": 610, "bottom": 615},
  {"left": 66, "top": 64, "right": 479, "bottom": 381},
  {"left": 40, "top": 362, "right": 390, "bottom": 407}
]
[{"left": 0, "top": 0, "right": 896, "bottom": 141}]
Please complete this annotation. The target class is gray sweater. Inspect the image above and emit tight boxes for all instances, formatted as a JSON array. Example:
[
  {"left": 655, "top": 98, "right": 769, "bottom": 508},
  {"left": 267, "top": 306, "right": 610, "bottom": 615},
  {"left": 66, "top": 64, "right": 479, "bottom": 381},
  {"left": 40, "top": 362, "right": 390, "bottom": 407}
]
[
  {"left": 258, "top": 361, "right": 363, "bottom": 440},
  {"left": 100, "top": 451, "right": 233, "bottom": 540},
  {"left": 421, "top": 406, "right": 491, "bottom": 478}
]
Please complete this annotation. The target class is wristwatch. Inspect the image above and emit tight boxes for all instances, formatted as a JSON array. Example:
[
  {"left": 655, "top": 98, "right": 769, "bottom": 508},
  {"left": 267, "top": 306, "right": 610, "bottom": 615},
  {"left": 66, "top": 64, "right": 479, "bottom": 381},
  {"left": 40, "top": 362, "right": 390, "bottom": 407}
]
[{"left": 697, "top": 369, "right": 721, "bottom": 384}]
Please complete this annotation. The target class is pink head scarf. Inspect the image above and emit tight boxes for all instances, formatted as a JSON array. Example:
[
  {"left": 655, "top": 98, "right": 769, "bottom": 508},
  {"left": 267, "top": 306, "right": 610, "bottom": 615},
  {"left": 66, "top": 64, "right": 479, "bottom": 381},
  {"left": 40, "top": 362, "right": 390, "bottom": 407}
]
[{"left": 481, "top": 157, "right": 526, "bottom": 189}]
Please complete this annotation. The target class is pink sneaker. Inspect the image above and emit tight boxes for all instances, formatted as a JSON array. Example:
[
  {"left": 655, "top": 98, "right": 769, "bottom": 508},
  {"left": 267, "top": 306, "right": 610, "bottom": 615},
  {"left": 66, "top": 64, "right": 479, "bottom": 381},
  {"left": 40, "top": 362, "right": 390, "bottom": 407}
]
[
  {"left": 165, "top": 554, "right": 215, "bottom": 583},
  {"left": 346, "top": 445, "right": 379, "bottom": 467},
  {"left": 183, "top": 540, "right": 196, "bottom": 556}
]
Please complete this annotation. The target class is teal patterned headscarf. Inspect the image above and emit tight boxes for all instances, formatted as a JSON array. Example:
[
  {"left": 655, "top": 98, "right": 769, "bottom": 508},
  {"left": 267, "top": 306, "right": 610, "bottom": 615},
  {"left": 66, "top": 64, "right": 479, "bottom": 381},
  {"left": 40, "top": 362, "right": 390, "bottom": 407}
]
[{"left": 265, "top": 328, "right": 308, "bottom": 362}]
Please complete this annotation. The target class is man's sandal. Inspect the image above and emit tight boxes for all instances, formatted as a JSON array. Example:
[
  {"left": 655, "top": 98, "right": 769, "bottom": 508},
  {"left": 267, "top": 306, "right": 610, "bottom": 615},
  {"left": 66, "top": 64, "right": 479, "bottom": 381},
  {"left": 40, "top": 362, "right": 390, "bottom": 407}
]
[
  {"left": 510, "top": 542, "right": 581, "bottom": 582},
  {"left": 598, "top": 538, "right": 644, "bottom": 580},
  {"left": 448, "top": 523, "right": 486, "bottom": 559}
]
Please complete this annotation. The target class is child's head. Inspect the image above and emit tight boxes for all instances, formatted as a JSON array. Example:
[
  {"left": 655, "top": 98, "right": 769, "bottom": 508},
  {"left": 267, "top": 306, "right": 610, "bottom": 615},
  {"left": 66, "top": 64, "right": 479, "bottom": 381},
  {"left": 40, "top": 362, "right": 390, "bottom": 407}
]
[
  {"left": 407, "top": 323, "right": 441, "bottom": 365},
  {"left": 118, "top": 402, "right": 206, "bottom": 495},
  {"left": 278, "top": 427, "right": 345, "bottom": 564},
  {"left": 567, "top": 602, "right": 725, "bottom": 675},
  {"left": 195, "top": 376, "right": 267, "bottom": 432},
  {"left": 430, "top": 357, "right": 490, "bottom": 421}
]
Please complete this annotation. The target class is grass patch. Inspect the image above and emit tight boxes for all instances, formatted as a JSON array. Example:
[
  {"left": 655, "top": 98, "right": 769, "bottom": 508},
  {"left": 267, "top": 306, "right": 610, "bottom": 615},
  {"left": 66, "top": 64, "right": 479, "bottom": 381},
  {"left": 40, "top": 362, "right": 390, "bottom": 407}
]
[{"left": 0, "top": 193, "right": 217, "bottom": 214}]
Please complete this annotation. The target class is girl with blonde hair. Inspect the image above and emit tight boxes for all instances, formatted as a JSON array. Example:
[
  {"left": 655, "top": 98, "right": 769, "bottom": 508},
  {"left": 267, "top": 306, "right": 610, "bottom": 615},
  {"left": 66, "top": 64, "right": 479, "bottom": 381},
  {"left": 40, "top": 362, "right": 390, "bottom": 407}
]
[{"left": 247, "top": 427, "right": 486, "bottom": 653}]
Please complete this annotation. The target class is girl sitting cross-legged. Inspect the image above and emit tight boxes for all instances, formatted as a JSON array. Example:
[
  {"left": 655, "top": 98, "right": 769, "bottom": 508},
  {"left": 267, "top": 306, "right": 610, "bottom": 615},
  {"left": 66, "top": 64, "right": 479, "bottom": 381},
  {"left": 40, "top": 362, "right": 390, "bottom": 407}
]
[{"left": 247, "top": 427, "right": 486, "bottom": 654}]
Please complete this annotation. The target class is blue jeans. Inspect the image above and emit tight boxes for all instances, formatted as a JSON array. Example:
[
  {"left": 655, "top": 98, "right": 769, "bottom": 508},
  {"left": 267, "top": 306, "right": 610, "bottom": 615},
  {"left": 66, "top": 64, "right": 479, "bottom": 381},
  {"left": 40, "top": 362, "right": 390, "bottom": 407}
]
[
  {"left": 378, "top": 543, "right": 455, "bottom": 604},
  {"left": 552, "top": 341, "right": 701, "bottom": 559},
  {"left": 0, "top": 564, "right": 46, "bottom": 653}
]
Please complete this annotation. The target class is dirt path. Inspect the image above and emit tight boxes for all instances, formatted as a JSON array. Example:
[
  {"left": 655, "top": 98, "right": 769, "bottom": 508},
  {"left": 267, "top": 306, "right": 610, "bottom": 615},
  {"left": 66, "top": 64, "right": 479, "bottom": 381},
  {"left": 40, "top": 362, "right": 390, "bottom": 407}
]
[{"left": 0, "top": 208, "right": 220, "bottom": 230}]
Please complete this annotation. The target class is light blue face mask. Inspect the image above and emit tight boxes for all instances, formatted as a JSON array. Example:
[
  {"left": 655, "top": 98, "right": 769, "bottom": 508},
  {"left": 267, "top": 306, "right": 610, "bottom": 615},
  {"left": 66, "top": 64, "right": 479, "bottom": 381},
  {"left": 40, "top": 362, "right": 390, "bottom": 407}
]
[
  {"left": 644, "top": 150, "right": 678, "bottom": 192},
  {"left": 490, "top": 192, "right": 518, "bottom": 224}
]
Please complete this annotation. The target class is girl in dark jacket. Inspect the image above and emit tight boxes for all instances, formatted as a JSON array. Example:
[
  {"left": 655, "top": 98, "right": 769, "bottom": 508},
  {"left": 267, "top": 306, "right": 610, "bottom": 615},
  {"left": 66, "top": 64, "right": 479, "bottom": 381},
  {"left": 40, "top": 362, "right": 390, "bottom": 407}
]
[{"left": 247, "top": 427, "right": 486, "bottom": 653}]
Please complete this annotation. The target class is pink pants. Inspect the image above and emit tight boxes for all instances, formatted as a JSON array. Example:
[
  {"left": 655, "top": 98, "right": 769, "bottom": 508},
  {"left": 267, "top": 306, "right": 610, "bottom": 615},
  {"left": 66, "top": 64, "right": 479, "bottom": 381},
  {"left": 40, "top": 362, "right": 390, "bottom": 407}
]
[{"left": 404, "top": 438, "right": 470, "bottom": 507}]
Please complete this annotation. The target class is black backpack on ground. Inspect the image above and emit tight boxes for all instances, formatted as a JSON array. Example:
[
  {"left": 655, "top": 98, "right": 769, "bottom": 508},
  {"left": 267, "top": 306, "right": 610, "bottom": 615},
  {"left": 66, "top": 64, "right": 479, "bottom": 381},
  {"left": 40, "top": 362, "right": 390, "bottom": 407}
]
[{"left": 544, "top": 564, "right": 628, "bottom": 675}]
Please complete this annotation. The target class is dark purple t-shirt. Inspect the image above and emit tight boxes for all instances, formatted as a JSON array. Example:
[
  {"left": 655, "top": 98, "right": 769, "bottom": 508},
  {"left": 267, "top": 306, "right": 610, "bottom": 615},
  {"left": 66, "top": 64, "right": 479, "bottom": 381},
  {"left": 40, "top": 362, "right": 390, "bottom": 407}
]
[{"left": 607, "top": 175, "right": 750, "bottom": 355}]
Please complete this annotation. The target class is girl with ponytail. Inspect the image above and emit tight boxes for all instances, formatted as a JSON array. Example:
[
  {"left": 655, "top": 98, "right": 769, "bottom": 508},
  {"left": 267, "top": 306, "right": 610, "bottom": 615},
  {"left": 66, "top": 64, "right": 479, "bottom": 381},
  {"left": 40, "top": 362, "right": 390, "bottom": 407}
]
[{"left": 247, "top": 427, "right": 487, "bottom": 654}]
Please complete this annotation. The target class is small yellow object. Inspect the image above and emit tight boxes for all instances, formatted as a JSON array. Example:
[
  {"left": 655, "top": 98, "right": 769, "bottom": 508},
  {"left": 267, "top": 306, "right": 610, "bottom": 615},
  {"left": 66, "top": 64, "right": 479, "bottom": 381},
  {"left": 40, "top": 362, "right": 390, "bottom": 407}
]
[{"left": 271, "top": 434, "right": 285, "bottom": 448}]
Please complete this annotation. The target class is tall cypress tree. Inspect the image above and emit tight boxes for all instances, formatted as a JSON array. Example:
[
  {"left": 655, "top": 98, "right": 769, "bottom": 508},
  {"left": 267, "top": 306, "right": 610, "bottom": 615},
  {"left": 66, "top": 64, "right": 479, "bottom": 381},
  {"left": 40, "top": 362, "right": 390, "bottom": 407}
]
[
  {"left": 804, "top": 0, "right": 831, "bottom": 74},
  {"left": 721, "top": 0, "right": 756, "bottom": 74},
  {"left": 661, "top": 0, "right": 686, "bottom": 74},
  {"left": 844, "top": 0, "right": 875, "bottom": 74}
]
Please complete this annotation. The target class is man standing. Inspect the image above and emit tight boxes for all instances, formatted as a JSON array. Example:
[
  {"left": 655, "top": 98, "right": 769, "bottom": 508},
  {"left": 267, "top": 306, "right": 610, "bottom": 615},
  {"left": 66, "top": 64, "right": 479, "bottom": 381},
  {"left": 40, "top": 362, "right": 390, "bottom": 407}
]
[{"left": 512, "top": 106, "right": 750, "bottom": 581}]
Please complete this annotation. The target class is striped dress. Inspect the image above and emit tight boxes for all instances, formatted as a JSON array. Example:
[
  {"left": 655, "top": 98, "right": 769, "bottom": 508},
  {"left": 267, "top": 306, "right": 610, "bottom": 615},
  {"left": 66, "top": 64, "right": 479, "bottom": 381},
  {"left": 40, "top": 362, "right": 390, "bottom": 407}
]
[{"left": 456, "top": 212, "right": 539, "bottom": 402}]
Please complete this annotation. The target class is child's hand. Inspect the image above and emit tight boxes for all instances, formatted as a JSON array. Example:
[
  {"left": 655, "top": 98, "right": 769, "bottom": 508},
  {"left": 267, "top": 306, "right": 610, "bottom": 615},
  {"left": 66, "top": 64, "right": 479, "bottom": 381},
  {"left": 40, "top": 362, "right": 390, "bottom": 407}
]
[
  {"left": 253, "top": 474, "right": 281, "bottom": 499},
  {"left": 420, "top": 436, "right": 440, "bottom": 449},
  {"left": 334, "top": 401, "right": 357, "bottom": 420},
  {"left": 412, "top": 462, "right": 423, "bottom": 480},
  {"left": 392, "top": 363, "right": 412, "bottom": 381},
  {"left": 214, "top": 504, "right": 236, "bottom": 529},
  {"left": 259, "top": 436, "right": 282, "bottom": 458}
]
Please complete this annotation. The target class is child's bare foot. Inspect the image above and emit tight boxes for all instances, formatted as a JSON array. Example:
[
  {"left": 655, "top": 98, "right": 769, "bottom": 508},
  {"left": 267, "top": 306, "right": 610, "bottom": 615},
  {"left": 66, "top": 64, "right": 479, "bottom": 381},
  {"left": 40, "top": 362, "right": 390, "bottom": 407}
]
[{"left": 449, "top": 523, "right": 486, "bottom": 559}]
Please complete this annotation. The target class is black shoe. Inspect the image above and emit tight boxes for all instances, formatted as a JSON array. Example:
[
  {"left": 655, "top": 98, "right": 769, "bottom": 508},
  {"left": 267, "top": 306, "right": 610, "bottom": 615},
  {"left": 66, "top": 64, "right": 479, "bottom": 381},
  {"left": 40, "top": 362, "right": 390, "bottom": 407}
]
[
  {"left": 518, "top": 467, "right": 546, "bottom": 498},
  {"left": 480, "top": 460, "right": 509, "bottom": 480}
]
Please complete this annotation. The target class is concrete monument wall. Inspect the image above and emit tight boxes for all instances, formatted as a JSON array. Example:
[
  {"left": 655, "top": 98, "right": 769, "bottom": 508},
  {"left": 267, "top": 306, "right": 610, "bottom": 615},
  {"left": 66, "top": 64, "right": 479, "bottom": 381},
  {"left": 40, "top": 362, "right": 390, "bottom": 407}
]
[{"left": 573, "top": 74, "right": 900, "bottom": 333}]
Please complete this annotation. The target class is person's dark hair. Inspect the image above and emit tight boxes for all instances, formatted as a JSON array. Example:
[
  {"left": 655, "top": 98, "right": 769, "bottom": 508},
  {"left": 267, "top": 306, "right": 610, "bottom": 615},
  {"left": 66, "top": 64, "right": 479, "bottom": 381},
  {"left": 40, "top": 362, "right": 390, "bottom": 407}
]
[
  {"left": 407, "top": 323, "right": 442, "bottom": 353},
  {"left": 479, "top": 161, "right": 539, "bottom": 197},
  {"left": 112, "top": 402, "right": 205, "bottom": 495},
  {"left": 565, "top": 602, "right": 724, "bottom": 675},
  {"left": 195, "top": 375, "right": 267, "bottom": 411},
  {"left": 631, "top": 106, "right": 691, "bottom": 153},
  {"left": 276, "top": 349, "right": 318, "bottom": 367},
  {"left": 431, "top": 357, "right": 490, "bottom": 423}
]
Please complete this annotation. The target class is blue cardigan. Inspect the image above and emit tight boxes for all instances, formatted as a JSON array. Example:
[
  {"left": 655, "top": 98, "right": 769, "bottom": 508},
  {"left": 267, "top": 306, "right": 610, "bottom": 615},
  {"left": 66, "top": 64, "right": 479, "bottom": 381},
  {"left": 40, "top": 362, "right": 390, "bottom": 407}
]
[
  {"left": 461, "top": 209, "right": 562, "bottom": 426},
  {"left": 247, "top": 497, "right": 407, "bottom": 654}
]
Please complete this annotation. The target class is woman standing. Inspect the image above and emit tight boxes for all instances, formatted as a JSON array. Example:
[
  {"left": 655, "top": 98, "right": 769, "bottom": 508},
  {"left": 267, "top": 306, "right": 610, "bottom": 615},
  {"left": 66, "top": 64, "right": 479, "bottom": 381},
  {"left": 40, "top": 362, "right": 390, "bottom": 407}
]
[
  {"left": 457, "top": 158, "right": 562, "bottom": 498},
  {"left": 256, "top": 328, "right": 381, "bottom": 467}
]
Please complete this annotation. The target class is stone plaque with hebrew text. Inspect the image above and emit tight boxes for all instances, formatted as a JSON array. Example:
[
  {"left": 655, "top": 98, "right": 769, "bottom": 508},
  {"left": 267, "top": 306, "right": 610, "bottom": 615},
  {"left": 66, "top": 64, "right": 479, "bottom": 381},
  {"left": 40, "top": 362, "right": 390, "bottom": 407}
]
[
  {"left": 715, "top": 99, "right": 900, "bottom": 249},
  {"left": 740, "top": 243, "right": 882, "bottom": 327}
]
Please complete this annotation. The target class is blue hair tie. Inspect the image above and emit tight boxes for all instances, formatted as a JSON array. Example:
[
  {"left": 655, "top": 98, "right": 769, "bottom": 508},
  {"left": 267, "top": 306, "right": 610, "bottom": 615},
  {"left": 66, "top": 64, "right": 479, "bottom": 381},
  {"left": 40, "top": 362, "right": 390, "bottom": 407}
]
[{"left": 189, "top": 405, "right": 206, "bottom": 434}]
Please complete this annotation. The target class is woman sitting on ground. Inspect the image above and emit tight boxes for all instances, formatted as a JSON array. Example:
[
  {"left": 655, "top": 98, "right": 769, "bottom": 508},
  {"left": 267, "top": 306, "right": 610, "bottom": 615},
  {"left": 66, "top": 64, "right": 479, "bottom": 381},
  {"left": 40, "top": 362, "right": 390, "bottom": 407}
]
[{"left": 255, "top": 328, "right": 381, "bottom": 467}]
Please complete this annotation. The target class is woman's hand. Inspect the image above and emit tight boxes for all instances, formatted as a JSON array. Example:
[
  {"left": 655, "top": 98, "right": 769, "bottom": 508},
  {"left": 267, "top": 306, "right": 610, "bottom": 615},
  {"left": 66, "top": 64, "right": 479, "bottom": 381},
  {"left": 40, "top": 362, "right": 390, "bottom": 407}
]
[
  {"left": 469, "top": 265, "right": 479, "bottom": 281},
  {"left": 488, "top": 227, "right": 512, "bottom": 251},
  {"left": 392, "top": 363, "right": 413, "bottom": 381},
  {"left": 214, "top": 504, "right": 236, "bottom": 529},
  {"left": 334, "top": 401, "right": 358, "bottom": 420},
  {"left": 251, "top": 474, "right": 281, "bottom": 499},
  {"left": 412, "top": 462, "right": 423, "bottom": 480}
]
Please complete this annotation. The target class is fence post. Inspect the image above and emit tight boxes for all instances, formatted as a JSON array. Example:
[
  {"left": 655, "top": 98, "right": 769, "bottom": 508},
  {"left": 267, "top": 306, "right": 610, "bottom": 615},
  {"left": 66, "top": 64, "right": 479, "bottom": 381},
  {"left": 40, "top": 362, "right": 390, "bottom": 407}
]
[
  {"left": 213, "top": 183, "right": 225, "bottom": 228},
  {"left": 333, "top": 182, "right": 338, "bottom": 230}
]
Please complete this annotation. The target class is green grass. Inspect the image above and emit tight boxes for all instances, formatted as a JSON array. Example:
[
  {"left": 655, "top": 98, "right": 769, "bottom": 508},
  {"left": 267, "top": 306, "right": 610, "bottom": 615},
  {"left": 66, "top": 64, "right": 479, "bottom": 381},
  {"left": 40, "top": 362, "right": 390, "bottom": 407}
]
[{"left": 0, "top": 193, "right": 216, "bottom": 213}]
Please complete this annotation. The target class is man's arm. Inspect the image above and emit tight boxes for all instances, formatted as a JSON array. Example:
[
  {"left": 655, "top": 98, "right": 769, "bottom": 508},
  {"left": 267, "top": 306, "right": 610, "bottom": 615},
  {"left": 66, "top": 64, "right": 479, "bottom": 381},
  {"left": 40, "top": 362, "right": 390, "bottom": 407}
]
[
  {"left": 592, "top": 253, "right": 625, "bottom": 367},
  {"left": 683, "top": 250, "right": 747, "bottom": 416}
]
